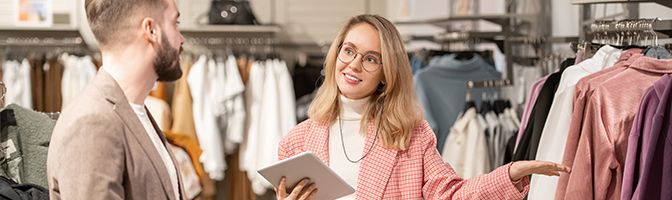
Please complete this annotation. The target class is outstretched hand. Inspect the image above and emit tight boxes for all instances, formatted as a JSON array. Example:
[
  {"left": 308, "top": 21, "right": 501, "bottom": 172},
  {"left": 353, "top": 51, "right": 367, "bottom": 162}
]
[{"left": 509, "top": 160, "right": 571, "bottom": 182}]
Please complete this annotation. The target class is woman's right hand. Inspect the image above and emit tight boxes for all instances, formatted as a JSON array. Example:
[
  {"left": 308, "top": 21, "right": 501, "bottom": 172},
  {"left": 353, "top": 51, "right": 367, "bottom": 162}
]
[{"left": 275, "top": 177, "right": 318, "bottom": 200}]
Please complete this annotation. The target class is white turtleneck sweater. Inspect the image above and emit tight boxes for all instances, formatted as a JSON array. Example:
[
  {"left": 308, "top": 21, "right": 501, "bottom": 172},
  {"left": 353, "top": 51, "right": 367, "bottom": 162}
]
[{"left": 329, "top": 95, "right": 369, "bottom": 199}]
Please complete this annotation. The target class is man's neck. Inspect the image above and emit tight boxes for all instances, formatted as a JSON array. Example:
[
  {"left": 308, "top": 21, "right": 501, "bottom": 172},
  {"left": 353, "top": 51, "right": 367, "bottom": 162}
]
[{"left": 101, "top": 49, "right": 157, "bottom": 105}]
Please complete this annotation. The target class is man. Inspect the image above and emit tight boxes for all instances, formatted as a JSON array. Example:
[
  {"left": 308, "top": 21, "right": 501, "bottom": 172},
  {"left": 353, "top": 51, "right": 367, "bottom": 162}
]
[{"left": 47, "top": 0, "right": 186, "bottom": 199}]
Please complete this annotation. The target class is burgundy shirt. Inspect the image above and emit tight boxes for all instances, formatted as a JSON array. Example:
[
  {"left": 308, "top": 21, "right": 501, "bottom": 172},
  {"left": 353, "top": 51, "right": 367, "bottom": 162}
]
[{"left": 622, "top": 74, "right": 672, "bottom": 200}]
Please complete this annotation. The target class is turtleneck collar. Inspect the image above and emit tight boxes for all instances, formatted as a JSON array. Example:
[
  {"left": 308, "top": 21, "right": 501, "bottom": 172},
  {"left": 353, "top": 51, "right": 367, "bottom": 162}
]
[{"left": 339, "top": 95, "right": 370, "bottom": 121}]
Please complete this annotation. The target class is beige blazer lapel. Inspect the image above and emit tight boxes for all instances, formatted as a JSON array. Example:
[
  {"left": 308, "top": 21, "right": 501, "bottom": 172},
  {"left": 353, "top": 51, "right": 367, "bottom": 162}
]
[
  {"left": 146, "top": 108, "right": 186, "bottom": 200},
  {"left": 95, "top": 71, "right": 176, "bottom": 200},
  {"left": 356, "top": 121, "right": 398, "bottom": 199}
]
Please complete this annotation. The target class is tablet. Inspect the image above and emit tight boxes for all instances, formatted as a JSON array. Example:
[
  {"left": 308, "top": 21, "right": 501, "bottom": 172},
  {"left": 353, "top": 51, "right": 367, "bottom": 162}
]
[{"left": 257, "top": 151, "right": 355, "bottom": 199}]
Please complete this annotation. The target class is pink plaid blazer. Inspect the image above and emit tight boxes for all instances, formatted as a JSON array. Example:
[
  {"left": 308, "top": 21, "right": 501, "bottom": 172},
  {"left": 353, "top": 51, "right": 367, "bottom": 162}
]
[{"left": 279, "top": 119, "right": 530, "bottom": 199}]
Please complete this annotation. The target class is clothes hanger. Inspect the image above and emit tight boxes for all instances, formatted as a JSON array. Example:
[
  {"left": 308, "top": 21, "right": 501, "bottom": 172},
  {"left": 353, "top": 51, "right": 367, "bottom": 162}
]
[{"left": 464, "top": 81, "right": 476, "bottom": 112}]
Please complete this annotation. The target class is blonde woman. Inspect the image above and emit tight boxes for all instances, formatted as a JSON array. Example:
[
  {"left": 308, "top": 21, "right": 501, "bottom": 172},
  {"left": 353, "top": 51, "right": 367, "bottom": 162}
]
[{"left": 276, "top": 14, "right": 570, "bottom": 199}]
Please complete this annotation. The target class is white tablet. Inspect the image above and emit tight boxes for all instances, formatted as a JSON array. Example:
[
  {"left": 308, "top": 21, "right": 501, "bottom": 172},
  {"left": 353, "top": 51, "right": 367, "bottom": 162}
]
[{"left": 258, "top": 151, "right": 355, "bottom": 199}]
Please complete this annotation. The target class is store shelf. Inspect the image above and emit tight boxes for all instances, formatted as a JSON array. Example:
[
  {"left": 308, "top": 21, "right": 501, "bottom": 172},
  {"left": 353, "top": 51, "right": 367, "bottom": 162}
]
[
  {"left": 0, "top": 25, "right": 79, "bottom": 32},
  {"left": 571, "top": 0, "right": 672, "bottom": 8},
  {"left": 179, "top": 25, "right": 281, "bottom": 33},
  {"left": 396, "top": 14, "right": 533, "bottom": 27},
  {"left": 0, "top": 25, "right": 85, "bottom": 46}
]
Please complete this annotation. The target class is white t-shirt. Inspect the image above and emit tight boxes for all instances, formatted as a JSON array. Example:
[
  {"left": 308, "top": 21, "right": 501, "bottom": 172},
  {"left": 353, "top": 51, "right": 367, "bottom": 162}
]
[
  {"left": 130, "top": 103, "right": 180, "bottom": 199},
  {"left": 329, "top": 95, "right": 369, "bottom": 200}
]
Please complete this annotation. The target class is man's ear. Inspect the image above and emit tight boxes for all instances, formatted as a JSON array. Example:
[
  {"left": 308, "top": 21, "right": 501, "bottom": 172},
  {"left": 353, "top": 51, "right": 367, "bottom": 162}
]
[{"left": 141, "top": 17, "right": 159, "bottom": 44}]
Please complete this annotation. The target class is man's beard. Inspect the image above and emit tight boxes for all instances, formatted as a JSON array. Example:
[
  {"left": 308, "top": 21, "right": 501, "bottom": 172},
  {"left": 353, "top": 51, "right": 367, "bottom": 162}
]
[{"left": 154, "top": 36, "right": 183, "bottom": 82}]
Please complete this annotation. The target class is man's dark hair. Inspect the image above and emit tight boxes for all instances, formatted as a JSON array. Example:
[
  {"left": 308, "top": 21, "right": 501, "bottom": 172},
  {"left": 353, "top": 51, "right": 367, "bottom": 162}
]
[{"left": 85, "top": 0, "right": 167, "bottom": 47}]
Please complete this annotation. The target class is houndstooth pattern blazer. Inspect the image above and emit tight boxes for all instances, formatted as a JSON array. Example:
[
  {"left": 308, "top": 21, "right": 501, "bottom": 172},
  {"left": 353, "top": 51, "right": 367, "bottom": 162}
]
[{"left": 279, "top": 119, "right": 530, "bottom": 199}]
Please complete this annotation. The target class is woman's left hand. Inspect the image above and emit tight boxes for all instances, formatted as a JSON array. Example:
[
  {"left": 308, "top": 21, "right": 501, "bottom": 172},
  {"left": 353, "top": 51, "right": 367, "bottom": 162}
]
[{"left": 509, "top": 160, "right": 571, "bottom": 182}]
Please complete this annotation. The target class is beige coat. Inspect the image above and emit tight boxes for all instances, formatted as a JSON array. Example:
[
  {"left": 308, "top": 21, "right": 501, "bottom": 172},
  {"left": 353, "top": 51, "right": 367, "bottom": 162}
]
[{"left": 47, "top": 70, "right": 184, "bottom": 200}]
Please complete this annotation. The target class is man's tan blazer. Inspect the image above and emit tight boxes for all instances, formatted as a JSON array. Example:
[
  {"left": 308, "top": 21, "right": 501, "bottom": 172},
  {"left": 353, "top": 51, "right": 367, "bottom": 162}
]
[{"left": 47, "top": 70, "right": 185, "bottom": 200}]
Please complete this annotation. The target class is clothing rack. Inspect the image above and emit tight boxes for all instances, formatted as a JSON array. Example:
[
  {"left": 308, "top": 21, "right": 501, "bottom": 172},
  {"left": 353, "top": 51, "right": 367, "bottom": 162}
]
[
  {"left": 467, "top": 79, "right": 513, "bottom": 89},
  {"left": 180, "top": 25, "right": 280, "bottom": 54},
  {"left": 587, "top": 18, "right": 672, "bottom": 46}
]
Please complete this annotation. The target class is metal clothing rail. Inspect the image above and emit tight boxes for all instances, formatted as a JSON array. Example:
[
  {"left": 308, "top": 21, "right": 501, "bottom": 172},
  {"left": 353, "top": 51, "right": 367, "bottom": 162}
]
[{"left": 588, "top": 18, "right": 672, "bottom": 46}]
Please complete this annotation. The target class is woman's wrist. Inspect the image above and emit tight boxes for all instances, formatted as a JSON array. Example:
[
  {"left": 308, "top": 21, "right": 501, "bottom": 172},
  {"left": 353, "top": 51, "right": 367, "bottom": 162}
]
[{"left": 509, "top": 161, "right": 524, "bottom": 182}]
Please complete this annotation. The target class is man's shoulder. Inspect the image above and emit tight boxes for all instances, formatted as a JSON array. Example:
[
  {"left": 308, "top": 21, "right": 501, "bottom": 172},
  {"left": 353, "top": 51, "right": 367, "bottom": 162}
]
[
  {"left": 60, "top": 84, "right": 120, "bottom": 123},
  {"left": 51, "top": 84, "right": 126, "bottom": 144}
]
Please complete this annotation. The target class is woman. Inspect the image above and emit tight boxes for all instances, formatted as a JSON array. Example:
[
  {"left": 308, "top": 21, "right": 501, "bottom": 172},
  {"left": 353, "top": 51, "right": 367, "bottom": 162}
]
[{"left": 276, "top": 14, "right": 570, "bottom": 199}]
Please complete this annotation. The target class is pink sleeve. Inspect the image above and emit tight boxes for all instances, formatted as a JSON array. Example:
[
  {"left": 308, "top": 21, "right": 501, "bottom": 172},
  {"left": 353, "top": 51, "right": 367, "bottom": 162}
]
[
  {"left": 422, "top": 125, "right": 530, "bottom": 199},
  {"left": 556, "top": 83, "right": 590, "bottom": 199}
]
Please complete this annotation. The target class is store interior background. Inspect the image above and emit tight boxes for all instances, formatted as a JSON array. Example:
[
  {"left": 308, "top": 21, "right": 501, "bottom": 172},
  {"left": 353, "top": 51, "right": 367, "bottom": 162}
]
[
  {"left": 3, "top": 0, "right": 672, "bottom": 65},
  {"left": 2, "top": 0, "right": 672, "bottom": 199}
]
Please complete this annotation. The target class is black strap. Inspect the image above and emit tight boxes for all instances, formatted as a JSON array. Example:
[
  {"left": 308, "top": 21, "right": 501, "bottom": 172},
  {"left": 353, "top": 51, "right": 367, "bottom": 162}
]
[{"left": 1, "top": 109, "right": 17, "bottom": 129}]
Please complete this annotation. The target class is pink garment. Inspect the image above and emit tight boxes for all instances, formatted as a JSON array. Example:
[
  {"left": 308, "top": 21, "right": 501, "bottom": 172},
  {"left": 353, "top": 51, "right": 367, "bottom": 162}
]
[
  {"left": 279, "top": 120, "right": 530, "bottom": 199},
  {"left": 556, "top": 49, "right": 641, "bottom": 200},
  {"left": 514, "top": 76, "right": 548, "bottom": 151},
  {"left": 557, "top": 50, "right": 672, "bottom": 200}
]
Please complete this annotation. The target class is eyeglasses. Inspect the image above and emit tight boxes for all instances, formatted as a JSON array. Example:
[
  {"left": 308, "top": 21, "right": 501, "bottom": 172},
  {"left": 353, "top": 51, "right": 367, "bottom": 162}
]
[{"left": 337, "top": 44, "right": 383, "bottom": 72}]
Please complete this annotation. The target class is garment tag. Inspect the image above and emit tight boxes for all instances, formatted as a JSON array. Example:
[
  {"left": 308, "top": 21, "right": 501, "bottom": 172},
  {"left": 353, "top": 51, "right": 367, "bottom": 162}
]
[{"left": 0, "top": 139, "right": 17, "bottom": 160}]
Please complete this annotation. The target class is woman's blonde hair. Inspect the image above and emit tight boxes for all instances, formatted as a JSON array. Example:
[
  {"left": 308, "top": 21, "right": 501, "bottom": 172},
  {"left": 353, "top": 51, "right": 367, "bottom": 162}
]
[{"left": 307, "top": 14, "right": 423, "bottom": 150}]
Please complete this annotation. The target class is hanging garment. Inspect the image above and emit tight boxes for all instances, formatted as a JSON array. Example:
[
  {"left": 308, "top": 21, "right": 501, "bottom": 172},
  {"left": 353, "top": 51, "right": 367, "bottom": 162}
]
[
  {"left": 495, "top": 108, "right": 519, "bottom": 166},
  {"left": 556, "top": 49, "right": 642, "bottom": 200},
  {"left": 171, "top": 55, "right": 198, "bottom": 138},
  {"left": 527, "top": 45, "right": 622, "bottom": 199},
  {"left": 0, "top": 104, "right": 55, "bottom": 188},
  {"left": 29, "top": 57, "right": 45, "bottom": 112},
  {"left": 240, "top": 61, "right": 264, "bottom": 188},
  {"left": 168, "top": 144, "right": 202, "bottom": 200},
  {"left": 241, "top": 59, "right": 296, "bottom": 195},
  {"left": 215, "top": 55, "right": 246, "bottom": 154},
  {"left": 559, "top": 53, "right": 672, "bottom": 200},
  {"left": 274, "top": 59, "right": 298, "bottom": 139},
  {"left": 621, "top": 74, "right": 672, "bottom": 200},
  {"left": 42, "top": 58, "right": 64, "bottom": 112},
  {"left": 150, "top": 82, "right": 169, "bottom": 102},
  {"left": 187, "top": 55, "right": 226, "bottom": 181},
  {"left": 60, "top": 54, "right": 97, "bottom": 108},
  {"left": 292, "top": 62, "right": 323, "bottom": 99},
  {"left": 170, "top": 54, "right": 217, "bottom": 198},
  {"left": 414, "top": 54, "right": 501, "bottom": 150},
  {"left": 223, "top": 148, "right": 256, "bottom": 200},
  {"left": 484, "top": 111, "right": 499, "bottom": 171},
  {"left": 442, "top": 108, "right": 490, "bottom": 178},
  {"left": 512, "top": 58, "right": 575, "bottom": 162},
  {"left": 3, "top": 60, "right": 32, "bottom": 109},
  {"left": 146, "top": 95, "right": 172, "bottom": 132},
  {"left": 514, "top": 76, "right": 547, "bottom": 151}
]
